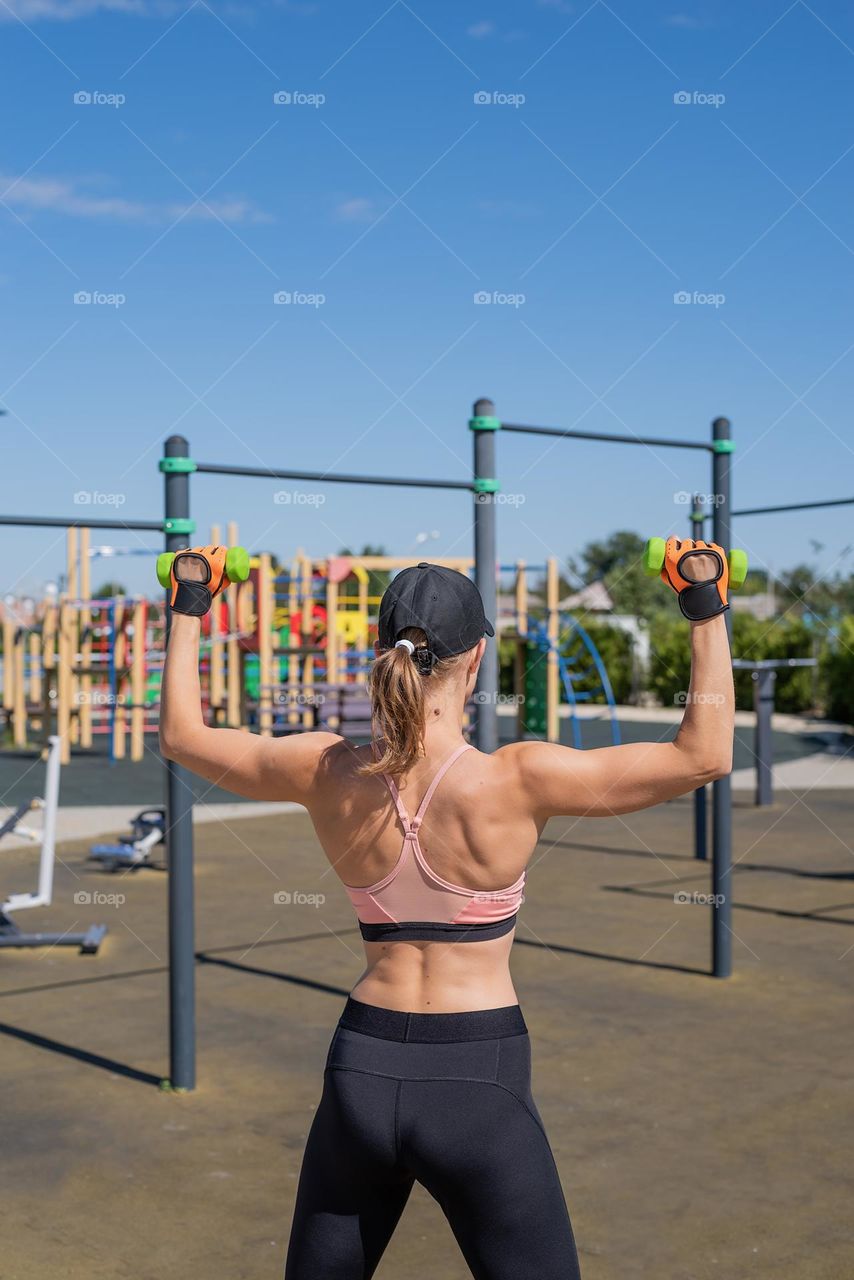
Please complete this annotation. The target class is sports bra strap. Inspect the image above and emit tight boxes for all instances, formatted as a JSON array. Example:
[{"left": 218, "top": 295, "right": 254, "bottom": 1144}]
[
  {"left": 382, "top": 773, "right": 412, "bottom": 828},
  {"left": 381, "top": 742, "right": 474, "bottom": 832},
  {"left": 413, "top": 743, "right": 473, "bottom": 825}
]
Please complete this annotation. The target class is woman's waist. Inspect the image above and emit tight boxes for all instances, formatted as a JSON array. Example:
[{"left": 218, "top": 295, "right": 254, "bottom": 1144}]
[{"left": 353, "top": 936, "right": 517, "bottom": 1015}]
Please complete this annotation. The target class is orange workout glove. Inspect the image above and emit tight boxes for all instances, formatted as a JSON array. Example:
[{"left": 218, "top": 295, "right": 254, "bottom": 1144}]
[
  {"left": 660, "top": 537, "right": 730, "bottom": 621},
  {"left": 168, "top": 545, "right": 233, "bottom": 617}
]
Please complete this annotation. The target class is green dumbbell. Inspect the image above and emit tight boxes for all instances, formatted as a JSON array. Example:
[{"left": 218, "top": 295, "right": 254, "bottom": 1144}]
[
  {"left": 156, "top": 547, "right": 251, "bottom": 591},
  {"left": 643, "top": 537, "right": 748, "bottom": 589}
]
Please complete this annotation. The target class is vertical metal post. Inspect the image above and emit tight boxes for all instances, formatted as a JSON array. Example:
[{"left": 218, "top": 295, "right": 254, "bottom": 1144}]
[
  {"left": 711, "top": 417, "right": 733, "bottom": 978},
  {"left": 690, "top": 493, "right": 707, "bottom": 859},
  {"left": 471, "top": 399, "right": 499, "bottom": 753},
  {"left": 754, "top": 667, "right": 775, "bottom": 806},
  {"left": 162, "top": 435, "right": 197, "bottom": 1090},
  {"left": 693, "top": 784, "right": 708, "bottom": 862}
]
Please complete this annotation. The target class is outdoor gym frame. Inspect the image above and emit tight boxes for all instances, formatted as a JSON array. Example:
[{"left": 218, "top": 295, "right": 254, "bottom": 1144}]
[
  {"left": 0, "top": 405, "right": 738, "bottom": 1095},
  {"left": 470, "top": 400, "right": 737, "bottom": 987},
  {"left": 160, "top": 434, "right": 486, "bottom": 1090}
]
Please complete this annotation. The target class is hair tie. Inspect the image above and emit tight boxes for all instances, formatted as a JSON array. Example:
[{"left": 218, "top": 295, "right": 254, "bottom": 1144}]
[{"left": 394, "top": 638, "right": 415, "bottom": 654}]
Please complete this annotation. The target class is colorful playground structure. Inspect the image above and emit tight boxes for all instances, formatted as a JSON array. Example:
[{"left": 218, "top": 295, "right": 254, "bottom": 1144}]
[{"left": 0, "top": 527, "right": 620, "bottom": 761}]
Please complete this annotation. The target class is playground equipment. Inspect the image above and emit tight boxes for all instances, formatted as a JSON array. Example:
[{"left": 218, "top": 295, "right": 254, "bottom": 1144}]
[
  {"left": 0, "top": 735, "right": 106, "bottom": 952},
  {"left": 90, "top": 806, "right": 166, "bottom": 872},
  {"left": 502, "top": 559, "right": 620, "bottom": 746}
]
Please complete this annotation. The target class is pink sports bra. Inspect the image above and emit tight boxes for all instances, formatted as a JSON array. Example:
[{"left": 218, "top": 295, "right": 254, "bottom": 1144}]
[{"left": 344, "top": 743, "right": 526, "bottom": 943}]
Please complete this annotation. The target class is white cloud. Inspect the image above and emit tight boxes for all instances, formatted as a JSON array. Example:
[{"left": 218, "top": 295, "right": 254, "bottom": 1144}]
[
  {"left": 0, "top": 0, "right": 154, "bottom": 20},
  {"left": 334, "top": 197, "right": 377, "bottom": 223},
  {"left": 467, "top": 19, "right": 494, "bottom": 38},
  {"left": 0, "top": 173, "right": 272, "bottom": 223}
]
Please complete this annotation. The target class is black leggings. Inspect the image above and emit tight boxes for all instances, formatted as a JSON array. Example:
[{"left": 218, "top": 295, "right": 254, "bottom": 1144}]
[{"left": 285, "top": 998, "right": 581, "bottom": 1280}]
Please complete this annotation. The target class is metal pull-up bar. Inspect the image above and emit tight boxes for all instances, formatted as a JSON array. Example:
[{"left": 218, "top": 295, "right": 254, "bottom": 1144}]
[
  {"left": 0, "top": 515, "right": 164, "bottom": 532},
  {"left": 500, "top": 423, "right": 715, "bottom": 452},
  {"left": 733, "top": 496, "right": 854, "bottom": 517},
  {"left": 193, "top": 461, "right": 472, "bottom": 492}
]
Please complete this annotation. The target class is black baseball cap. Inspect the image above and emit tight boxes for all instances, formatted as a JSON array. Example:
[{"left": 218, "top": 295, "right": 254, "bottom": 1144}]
[{"left": 378, "top": 563, "right": 494, "bottom": 659}]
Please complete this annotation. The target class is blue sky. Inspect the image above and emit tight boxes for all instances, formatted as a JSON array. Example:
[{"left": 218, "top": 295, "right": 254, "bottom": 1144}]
[{"left": 3, "top": 0, "right": 854, "bottom": 597}]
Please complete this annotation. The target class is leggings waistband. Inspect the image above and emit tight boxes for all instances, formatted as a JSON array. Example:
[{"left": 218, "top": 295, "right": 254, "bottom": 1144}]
[{"left": 339, "top": 997, "right": 527, "bottom": 1043}]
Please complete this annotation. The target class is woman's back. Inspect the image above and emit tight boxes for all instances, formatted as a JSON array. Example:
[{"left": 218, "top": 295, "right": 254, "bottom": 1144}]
[{"left": 305, "top": 736, "right": 539, "bottom": 1013}]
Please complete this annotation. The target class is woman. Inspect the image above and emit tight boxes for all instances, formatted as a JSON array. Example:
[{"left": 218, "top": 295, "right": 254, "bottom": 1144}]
[{"left": 160, "top": 545, "right": 734, "bottom": 1280}]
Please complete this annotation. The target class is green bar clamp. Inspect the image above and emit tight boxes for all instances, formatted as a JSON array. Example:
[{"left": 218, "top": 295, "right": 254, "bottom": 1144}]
[
  {"left": 159, "top": 457, "right": 198, "bottom": 474},
  {"left": 711, "top": 440, "right": 735, "bottom": 454},
  {"left": 690, "top": 512, "right": 705, "bottom": 523},
  {"left": 164, "top": 517, "right": 196, "bottom": 535},
  {"left": 473, "top": 478, "right": 499, "bottom": 494},
  {"left": 469, "top": 416, "right": 501, "bottom": 431}
]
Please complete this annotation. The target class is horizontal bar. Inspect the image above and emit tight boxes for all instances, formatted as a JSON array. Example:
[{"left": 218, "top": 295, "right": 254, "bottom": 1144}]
[
  {"left": 0, "top": 515, "right": 162, "bottom": 532},
  {"left": 194, "top": 462, "right": 472, "bottom": 492},
  {"left": 732, "top": 658, "right": 817, "bottom": 669},
  {"left": 501, "top": 423, "right": 713, "bottom": 451},
  {"left": 733, "top": 497, "right": 854, "bottom": 517}
]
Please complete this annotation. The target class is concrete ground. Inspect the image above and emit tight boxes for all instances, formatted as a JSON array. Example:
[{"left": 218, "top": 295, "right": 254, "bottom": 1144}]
[{"left": 2, "top": 788, "right": 853, "bottom": 1280}]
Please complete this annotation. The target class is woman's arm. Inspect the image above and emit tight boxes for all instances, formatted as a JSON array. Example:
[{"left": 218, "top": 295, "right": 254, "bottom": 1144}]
[
  {"left": 504, "top": 612, "right": 734, "bottom": 820},
  {"left": 159, "top": 613, "right": 337, "bottom": 803}
]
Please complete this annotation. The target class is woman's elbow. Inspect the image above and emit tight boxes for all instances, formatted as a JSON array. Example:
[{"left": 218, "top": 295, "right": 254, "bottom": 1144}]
[{"left": 699, "top": 751, "right": 733, "bottom": 784}]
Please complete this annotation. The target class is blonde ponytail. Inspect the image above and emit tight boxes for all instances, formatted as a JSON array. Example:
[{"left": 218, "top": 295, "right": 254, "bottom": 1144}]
[{"left": 361, "top": 627, "right": 464, "bottom": 777}]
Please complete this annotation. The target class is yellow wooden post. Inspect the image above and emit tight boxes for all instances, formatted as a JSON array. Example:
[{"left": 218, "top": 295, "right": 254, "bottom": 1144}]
[
  {"left": 3, "top": 614, "right": 15, "bottom": 712},
  {"left": 258, "top": 553, "right": 273, "bottom": 737},
  {"left": 56, "top": 602, "right": 72, "bottom": 764},
  {"left": 66, "top": 529, "right": 80, "bottom": 746},
  {"left": 546, "top": 558, "right": 560, "bottom": 743},
  {"left": 287, "top": 551, "right": 301, "bottom": 726},
  {"left": 514, "top": 560, "right": 528, "bottom": 740},
  {"left": 12, "top": 627, "right": 26, "bottom": 747},
  {"left": 207, "top": 524, "right": 224, "bottom": 722},
  {"left": 301, "top": 554, "right": 314, "bottom": 728},
  {"left": 226, "top": 520, "right": 241, "bottom": 728},
  {"left": 112, "top": 597, "right": 127, "bottom": 759},
  {"left": 79, "top": 526, "right": 92, "bottom": 748},
  {"left": 130, "top": 599, "right": 145, "bottom": 761}
]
